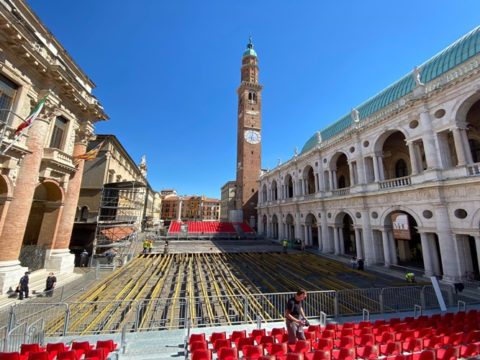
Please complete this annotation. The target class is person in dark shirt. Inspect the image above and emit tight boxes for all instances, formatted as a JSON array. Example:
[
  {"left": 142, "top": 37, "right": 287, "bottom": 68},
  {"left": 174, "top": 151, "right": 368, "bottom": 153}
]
[
  {"left": 18, "top": 271, "right": 30, "bottom": 300},
  {"left": 285, "top": 289, "right": 309, "bottom": 344},
  {"left": 45, "top": 272, "right": 57, "bottom": 297}
]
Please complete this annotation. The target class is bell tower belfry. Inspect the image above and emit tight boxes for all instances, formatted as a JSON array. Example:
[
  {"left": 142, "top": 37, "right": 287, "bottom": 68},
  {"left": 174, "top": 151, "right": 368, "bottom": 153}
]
[{"left": 235, "top": 38, "right": 263, "bottom": 227}]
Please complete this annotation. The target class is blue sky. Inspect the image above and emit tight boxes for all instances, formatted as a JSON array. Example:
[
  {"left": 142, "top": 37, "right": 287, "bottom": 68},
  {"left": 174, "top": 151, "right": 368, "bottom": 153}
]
[{"left": 27, "top": 1, "right": 480, "bottom": 198}]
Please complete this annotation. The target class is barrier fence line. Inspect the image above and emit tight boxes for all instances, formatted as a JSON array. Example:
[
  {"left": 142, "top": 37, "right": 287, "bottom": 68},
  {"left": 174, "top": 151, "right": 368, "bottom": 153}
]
[{"left": 0, "top": 285, "right": 475, "bottom": 336}]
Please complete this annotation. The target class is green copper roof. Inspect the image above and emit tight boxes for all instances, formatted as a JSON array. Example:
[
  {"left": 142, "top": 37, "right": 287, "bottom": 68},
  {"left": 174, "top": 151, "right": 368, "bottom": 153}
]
[
  {"left": 243, "top": 37, "right": 257, "bottom": 57},
  {"left": 301, "top": 26, "right": 480, "bottom": 154}
]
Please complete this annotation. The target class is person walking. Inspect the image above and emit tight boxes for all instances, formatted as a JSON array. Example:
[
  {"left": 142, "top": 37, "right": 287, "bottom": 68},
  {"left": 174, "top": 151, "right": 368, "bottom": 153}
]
[
  {"left": 18, "top": 272, "right": 30, "bottom": 300},
  {"left": 80, "top": 249, "right": 89, "bottom": 267},
  {"left": 282, "top": 239, "right": 288, "bottom": 254},
  {"left": 45, "top": 272, "right": 57, "bottom": 297},
  {"left": 285, "top": 289, "right": 309, "bottom": 344}
]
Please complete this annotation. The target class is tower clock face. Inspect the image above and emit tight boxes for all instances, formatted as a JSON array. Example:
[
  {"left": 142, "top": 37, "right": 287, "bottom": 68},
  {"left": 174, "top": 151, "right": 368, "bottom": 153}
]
[{"left": 244, "top": 130, "right": 261, "bottom": 144}]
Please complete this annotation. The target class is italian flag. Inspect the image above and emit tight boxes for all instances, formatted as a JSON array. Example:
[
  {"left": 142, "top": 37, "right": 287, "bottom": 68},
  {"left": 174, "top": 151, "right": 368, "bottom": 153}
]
[{"left": 14, "top": 96, "right": 48, "bottom": 136}]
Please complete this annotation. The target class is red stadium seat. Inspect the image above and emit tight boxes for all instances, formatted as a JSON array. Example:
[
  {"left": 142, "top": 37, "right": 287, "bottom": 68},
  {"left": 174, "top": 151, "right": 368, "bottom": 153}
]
[
  {"left": 20, "top": 345, "right": 44, "bottom": 356},
  {"left": 376, "top": 331, "right": 394, "bottom": 344},
  {"left": 237, "top": 337, "right": 255, "bottom": 353},
  {"left": 331, "top": 347, "right": 354, "bottom": 360},
  {"left": 217, "top": 347, "right": 237, "bottom": 360},
  {"left": 27, "top": 352, "right": 52, "bottom": 360},
  {"left": 56, "top": 351, "right": 79, "bottom": 360},
  {"left": 229, "top": 330, "right": 246, "bottom": 346},
  {"left": 267, "top": 343, "right": 287, "bottom": 357},
  {"left": 320, "top": 330, "right": 335, "bottom": 339},
  {"left": 292, "top": 340, "right": 311, "bottom": 354},
  {"left": 460, "top": 343, "right": 479, "bottom": 358},
  {"left": 380, "top": 342, "right": 401, "bottom": 356},
  {"left": 46, "top": 343, "right": 69, "bottom": 355},
  {"left": 435, "top": 346, "right": 458, "bottom": 360},
  {"left": 355, "top": 345, "right": 378, "bottom": 360},
  {"left": 84, "top": 349, "right": 106, "bottom": 360},
  {"left": 213, "top": 339, "right": 231, "bottom": 353},
  {"left": 312, "top": 338, "right": 333, "bottom": 351},
  {"left": 0, "top": 353, "right": 28, "bottom": 360},
  {"left": 190, "top": 341, "right": 208, "bottom": 353},
  {"left": 96, "top": 339, "right": 117, "bottom": 353},
  {"left": 411, "top": 350, "right": 435, "bottom": 360},
  {"left": 258, "top": 336, "right": 275, "bottom": 353},
  {"left": 311, "top": 350, "right": 331, "bottom": 360},
  {"left": 250, "top": 329, "right": 266, "bottom": 344},
  {"left": 355, "top": 334, "right": 374, "bottom": 346},
  {"left": 334, "top": 337, "right": 354, "bottom": 349},
  {"left": 242, "top": 345, "right": 263, "bottom": 360},
  {"left": 71, "top": 341, "right": 93, "bottom": 357},
  {"left": 285, "top": 354, "right": 304, "bottom": 360},
  {"left": 190, "top": 334, "right": 206, "bottom": 345},
  {"left": 191, "top": 349, "right": 212, "bottom": 360},
  {"left": 402, "top": 338, "right": 423, "bottom": 353},
  {"left": 210, "top": 332, "right": 226, "bottom": 344}
]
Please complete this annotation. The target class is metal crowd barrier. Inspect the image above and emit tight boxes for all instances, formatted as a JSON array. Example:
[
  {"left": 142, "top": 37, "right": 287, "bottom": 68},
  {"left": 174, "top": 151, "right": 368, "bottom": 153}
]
[{"left": 0, "top": 285, "right": 471, "bottom": 336}]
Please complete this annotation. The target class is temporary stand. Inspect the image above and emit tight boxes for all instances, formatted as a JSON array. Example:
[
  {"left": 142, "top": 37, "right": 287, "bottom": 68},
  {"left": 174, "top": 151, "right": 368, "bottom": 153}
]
[{"left": 92, "top": 181, "right": 147, "bottom": 265}]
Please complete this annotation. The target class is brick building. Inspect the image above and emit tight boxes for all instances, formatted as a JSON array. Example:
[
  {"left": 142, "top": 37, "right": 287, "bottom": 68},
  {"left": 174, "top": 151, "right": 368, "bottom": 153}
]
[
  {"left": 0, "top": 0, "right": 107, "bottom": 293},
  {"left": 160, "top": 192, "right": 220, "bottom": 222}
]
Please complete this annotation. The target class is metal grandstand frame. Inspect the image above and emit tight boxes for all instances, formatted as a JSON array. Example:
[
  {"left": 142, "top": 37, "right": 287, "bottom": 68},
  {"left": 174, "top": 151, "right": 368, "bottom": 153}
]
[{"left": 92, "top": 181, "right": 147, "bottom": 264}]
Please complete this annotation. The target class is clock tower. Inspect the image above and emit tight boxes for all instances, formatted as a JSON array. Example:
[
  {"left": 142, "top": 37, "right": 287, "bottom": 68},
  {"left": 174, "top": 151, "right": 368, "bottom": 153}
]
[{"left": 235, "top": 38, "right": 263, "bottom": 227}]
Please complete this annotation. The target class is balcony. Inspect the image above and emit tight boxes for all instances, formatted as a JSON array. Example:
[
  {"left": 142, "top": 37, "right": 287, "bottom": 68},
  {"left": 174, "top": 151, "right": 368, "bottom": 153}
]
[
  {"left": 42, "top": 148, "right": 75, "bottom": 170},
  {"left": 467, "top": 162, "right": 480, "bottom": 176},
  {"left": 332, "top": 188, "right": 350, "bottom": 196},
  {"left": 379, "top": 176, "right": 411, "bottom": 189}
]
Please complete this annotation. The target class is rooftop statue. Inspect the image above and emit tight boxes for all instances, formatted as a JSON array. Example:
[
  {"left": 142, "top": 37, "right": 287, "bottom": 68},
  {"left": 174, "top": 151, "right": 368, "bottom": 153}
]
[{"left": 413, "top": 66, "right": 424, "bottom": 86}]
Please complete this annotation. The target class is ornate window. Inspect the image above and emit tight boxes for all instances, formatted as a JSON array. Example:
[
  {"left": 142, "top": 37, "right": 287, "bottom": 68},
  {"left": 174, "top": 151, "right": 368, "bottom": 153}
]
[
  {"left": 0, "top": 74, "right": 18, "bottom": 124},
  {"left": 49, "top": 116, "right": 68, "bottom": 149}
]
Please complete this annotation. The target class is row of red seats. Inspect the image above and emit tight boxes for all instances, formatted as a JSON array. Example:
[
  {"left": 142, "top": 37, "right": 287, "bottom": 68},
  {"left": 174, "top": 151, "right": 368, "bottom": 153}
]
[
  {"left": 234, "top": 223, "right": 255, "bottom": 233},
  {"left": 189, "top": 310, "right": 480, "bottom": 359},
  {"left": 0, "top": 339, "right": 117, "bottom": 360},
  {"left": 168, "top": 221, "right": 237, "bottom": 234},
  {"left": 191, "top": 343, "right": 480, "bottom": 360},
  {"left": 169, "top": 221, "right": 182, "bottom": 233}
]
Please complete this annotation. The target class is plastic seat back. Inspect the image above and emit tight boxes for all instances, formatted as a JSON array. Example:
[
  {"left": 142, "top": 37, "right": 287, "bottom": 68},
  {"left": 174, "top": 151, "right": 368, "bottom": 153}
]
[
  {"left": 210, "top": 332, "right": 226, "bottom": 344},
  {"left": 332, "top": 347, "right": 354, "bottom": 360},
  {"left": 190, "top": 341, "right": 208, "bottom": 353},
  {"left": 46, "top": 343, "right": 67, "bottom": 353},
  {"left": 96, "top": 340, "right": 116, "bottom": 352},
  {"left": 285, "top": 354, "right": 303, "bottom": 360},
  {"left": 435, "top": 347, "right": 458, "bottom": 360},
  {"left": 293, "top": 340, "right": 311, "bottom": 354},
  {"left": 20, "top": 344, "right": 42, "bottom": 355},
  {"left": 242, "top": 345, "right": 263, "bottom": 360},
  {"left": 56, "top": 351, "right": 79, "bottom": 360},
  {"left": 84, "top": 349, "right": 105, "bottom": 360},
  {"left": 313, "top": 338, "right": 333, "bottom": 351},
  {"left": 0, "top": 353, "right": 22, "bottom": 360},
  {"left": 312, "top": 350, "right": 331, "bottom": 360},
  {"left": 213, "top": 339, "right": 231, "bottom": 353},
  {"left": 189, "top": 334, "right": 206, "bottom": 345},
  {"left": 267, "top": 343, "right": 287, "bottom": 356},
  {"left": 27, "top": 352, "right": 49, "bottom": 360},
  {"left": 217, "top": 347, "right": 237, "bottom": 360},
  {"left": 356, "top": 345, "right": 378, "bottom": 360},
  {"left": 355, "top": 334, "right": 374, "bottom": 346},
  {"left": 380, "top": 341, "right": 401, "bottom": 356},
  {"left": 191, "top": 349, "right": 211, "bottom": 360}
]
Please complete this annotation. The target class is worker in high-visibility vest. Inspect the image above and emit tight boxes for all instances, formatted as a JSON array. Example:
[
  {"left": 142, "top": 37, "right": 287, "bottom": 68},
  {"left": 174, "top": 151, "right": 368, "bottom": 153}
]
[
  {"left": 405, "top": 272, "right": 416, "bottom": 283},
  {"left": 282, "top": 239, "right": 288, "bottom": 254}
]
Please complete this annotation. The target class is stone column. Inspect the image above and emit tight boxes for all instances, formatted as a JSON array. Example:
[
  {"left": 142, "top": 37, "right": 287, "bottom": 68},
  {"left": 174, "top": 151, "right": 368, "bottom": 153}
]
[
  {"left": 333, "top": 226, "right": 340, "bottom": 255},
  {"left": 47, "top": 125, "right": 93, "bottom": 273},
  {"left": 360, "top": 210, "right": 375, "bottom": 263},
  {"left": 316, "top": 225, "right": 322, "bottom": 251},
  {"left": 0, "top": 97, "right": 53, "bottom": 294},
  {"left": 419, "top": 110, "right": 440, "bottom": 169},
  {"left": 339, "top": 228, "right": 345, "bottom": 254},
  {"left": 452, "top": 128, "right": 467, "bottom": 166},
  {"left": 388, "top": 231, "right": 397, "bottom": 265},
  {"left": 372, "top": 155, "right": 380, "bottom": 182},
  {"left": 435, "top": 205, "right": 461, "bottom": 281},
  {"left": 348, "top": 163, "right": 355, "bottom": 186},
  {"left": 460, "top": 128, "right": 474, "bottom": 164},
  {"left": 376, "top": 155, "right": 385, "bottom": 181},
  {"left": 320, "top": 210, "right": 330, "bottom": 252},
  {"left": 381, "top": 229, "right": 391, "bottom": 266},
  {"left": 475, "top": 236, "right": 480, "bottom": 277},
  {"left": 407, "top": 142, "right": 419, "bottom": 175},
  {"left": 304, "top": 225, "right": 309, "bottom": 246},
  {"left": 177, "top": 199, "right": 183, "bottom": 221},
  {"left": 354, "top": 228, "right": 363, "bottom": 259},
  {"left": 419, "top": 232, "right": 434, "bottom": 276},
  {"left": 328, "top": 171, "right": 334, "bottom": 191}
]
